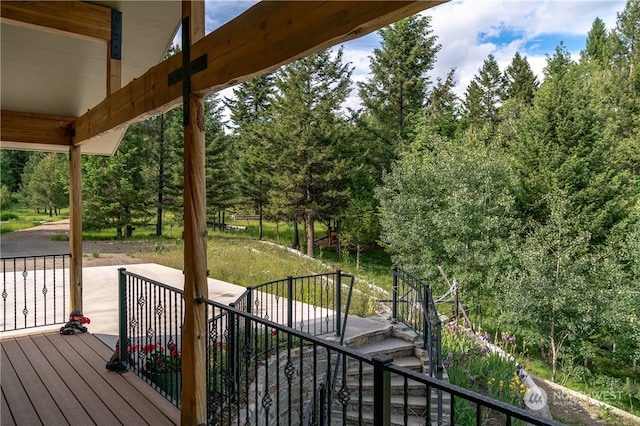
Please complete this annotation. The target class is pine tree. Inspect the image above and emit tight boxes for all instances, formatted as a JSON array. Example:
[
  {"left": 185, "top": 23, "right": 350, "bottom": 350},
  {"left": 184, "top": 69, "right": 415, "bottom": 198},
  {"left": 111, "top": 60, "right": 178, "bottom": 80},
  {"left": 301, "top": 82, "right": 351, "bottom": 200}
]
[
  {"left": 425, "top": 68, "right": 461, "bottom": 139},
  {"left": 581, "top": 17, "right": 610, "bottom": 66},
  {"left": 358, "top": 15, "right": 441, "bottom": 163},
  {"left": 269, "top": 48, "right": 353, "bottom": 256},
  {"left": 83, "top": 126, "right": 152, "bottom": 237},
  {"left": 463, "top": 54, "right": 505, "bottom": 134},
  {"left": 204, "top": 95, "right": 236, "bottom": 229},
  {"left": 503, "top": 52, "right": 538, "bottom": 104},
  {"left": 226, "top": 75, "right": 276, "bottom": 239},
  {"left": 19, "top": 153, "right": 68, "bottom": 216}
]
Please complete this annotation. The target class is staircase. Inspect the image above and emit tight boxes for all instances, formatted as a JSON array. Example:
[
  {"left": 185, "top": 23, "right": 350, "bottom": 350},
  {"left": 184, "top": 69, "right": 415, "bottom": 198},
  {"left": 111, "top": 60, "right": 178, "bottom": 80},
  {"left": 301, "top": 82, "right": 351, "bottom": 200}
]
[{"left": 327, "top": 317, "right": 450, "bottom": 426}]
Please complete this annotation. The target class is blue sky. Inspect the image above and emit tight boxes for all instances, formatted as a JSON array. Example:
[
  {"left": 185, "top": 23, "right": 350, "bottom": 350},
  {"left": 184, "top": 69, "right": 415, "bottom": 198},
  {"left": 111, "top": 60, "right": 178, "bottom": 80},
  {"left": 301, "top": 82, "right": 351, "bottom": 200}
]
[{"left": 188, "top": 0, "right": 626, "bottom": 111}]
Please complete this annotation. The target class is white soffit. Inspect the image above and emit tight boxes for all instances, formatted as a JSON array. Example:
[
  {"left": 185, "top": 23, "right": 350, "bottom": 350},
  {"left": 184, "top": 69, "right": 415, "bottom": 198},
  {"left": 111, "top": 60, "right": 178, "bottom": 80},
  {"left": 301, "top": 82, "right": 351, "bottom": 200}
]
[{"left": 1, "top": 1, "right": 181, "bottom": 155}]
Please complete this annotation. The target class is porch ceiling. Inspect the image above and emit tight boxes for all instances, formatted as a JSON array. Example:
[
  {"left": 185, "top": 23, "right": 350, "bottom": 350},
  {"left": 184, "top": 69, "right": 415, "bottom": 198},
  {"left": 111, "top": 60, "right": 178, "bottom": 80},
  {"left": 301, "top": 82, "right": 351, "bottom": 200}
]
[
  {"left": 0, "top": 1, "right": 181, "bottom": 155},
  {"left": 1, "top": 1, "right": 447, "bottom": 156}
]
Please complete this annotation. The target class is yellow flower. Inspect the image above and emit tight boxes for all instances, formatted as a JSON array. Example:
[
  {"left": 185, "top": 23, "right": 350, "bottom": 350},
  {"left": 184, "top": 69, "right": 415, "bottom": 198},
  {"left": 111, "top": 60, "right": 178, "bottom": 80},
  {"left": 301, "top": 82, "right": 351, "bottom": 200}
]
[
  {"left": 499, "top": 380, "right": 504, "bottom": 388},
  {"left": 487, "top": 378, "right": 496, "bottom": 385}
]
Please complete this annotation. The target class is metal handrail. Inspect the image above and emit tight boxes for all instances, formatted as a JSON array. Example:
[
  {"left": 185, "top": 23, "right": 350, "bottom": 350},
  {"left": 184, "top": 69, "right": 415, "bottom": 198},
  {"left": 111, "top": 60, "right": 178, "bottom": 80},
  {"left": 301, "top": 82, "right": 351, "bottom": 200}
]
[{"left": 1, "top": 254, "right": 70, "bottom": 332}]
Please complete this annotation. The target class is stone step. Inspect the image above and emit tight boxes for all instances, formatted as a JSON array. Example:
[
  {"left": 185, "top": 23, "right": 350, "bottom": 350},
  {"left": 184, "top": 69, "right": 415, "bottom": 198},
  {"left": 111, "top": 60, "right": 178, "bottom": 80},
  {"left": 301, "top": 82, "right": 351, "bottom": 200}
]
[
  {"left": 356, "top": 337, "right": 416, "bottom": 360},
  {"left": 331, "top": 409, "right": 448, "bottom": 426},
  {"left": 344, "top": 355, "right": 423, "bottom": 380}
]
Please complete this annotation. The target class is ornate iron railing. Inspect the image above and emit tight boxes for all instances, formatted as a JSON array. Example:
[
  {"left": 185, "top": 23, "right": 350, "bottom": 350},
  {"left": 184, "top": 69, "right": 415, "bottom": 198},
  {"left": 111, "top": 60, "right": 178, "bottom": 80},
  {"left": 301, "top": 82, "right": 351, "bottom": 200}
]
[
  {"left": 118, "top": 269, "right": 184, "bottom": 406},
  {"left": 233, "top": 271, "right": 354, "bottom": 339},
  {"left": 1, "top": 254, "right": 70, "bottom": 332},
  {"left": 391, "top": 265, "right": 445, "bottom": 423},
  {"left": 118, "top": 268, "right": 562, "bottom": 425},
  {"left": 392, "top": 265, "right": 443, "bottom": 378}
]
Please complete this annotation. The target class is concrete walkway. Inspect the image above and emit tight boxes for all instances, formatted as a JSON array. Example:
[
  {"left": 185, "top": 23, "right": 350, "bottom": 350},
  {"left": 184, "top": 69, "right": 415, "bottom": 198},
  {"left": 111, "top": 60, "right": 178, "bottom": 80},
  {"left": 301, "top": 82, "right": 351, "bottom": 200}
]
[{"left": 83, "top": 263, "right": 248, "bottom": 348}]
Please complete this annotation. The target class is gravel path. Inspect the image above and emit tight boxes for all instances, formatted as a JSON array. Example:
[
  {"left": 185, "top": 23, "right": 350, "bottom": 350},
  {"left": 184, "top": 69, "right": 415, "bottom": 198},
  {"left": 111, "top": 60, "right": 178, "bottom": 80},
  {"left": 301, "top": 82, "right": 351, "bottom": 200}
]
[{"left": 0, "top": 219, "right": 155, "bottom": 266}]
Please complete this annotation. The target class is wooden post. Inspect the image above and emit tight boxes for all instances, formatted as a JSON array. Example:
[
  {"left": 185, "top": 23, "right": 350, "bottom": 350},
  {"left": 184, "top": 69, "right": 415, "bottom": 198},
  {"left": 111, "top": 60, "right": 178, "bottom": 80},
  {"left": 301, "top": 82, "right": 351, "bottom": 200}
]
[
  {"left": 69, "top": 145, "right": 83, "bottom": 313},
  {"left": 180, "top": 1, "right": 208, "bottom": 424}
]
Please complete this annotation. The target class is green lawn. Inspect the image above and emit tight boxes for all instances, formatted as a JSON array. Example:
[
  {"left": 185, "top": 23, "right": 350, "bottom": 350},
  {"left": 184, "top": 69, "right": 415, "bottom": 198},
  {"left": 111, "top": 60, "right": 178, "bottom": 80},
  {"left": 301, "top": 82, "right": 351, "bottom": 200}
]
[{"left": 0, "top": 207, "right": 69, "bottom": 234}]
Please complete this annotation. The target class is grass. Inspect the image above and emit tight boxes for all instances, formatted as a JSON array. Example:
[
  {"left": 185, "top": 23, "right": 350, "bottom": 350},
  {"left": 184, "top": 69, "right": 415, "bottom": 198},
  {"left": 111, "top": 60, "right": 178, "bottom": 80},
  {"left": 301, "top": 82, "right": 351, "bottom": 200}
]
[
  {"left": 0, "top": 207, "right": 69, "bottom": 234},
  {"left": 7, "top": 210, "right": 636, "bottom": 417}
]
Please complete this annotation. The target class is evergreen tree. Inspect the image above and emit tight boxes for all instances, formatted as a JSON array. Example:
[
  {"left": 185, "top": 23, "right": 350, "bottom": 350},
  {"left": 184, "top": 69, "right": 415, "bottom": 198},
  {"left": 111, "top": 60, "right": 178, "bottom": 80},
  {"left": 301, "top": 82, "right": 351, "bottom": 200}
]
[
  {"left": 503, "top": 52, "right": 538, "bottom": 104},
  {"left": 205, "top": 95, "right": 236, "bottom": 229},
  {"left": 425, "top": 68, "right": 461, "bottom": 139},
  {"left": 226, "top": 74, "right": 276, "bottom": 239},
  {"left": 19, "top": 153, "right": 68, "bottom": 216},
  {"left": 463, "top": 54, "right": 505, "bottom": 136},
  {"left": 83, "top": 125, "right": 151, "bottom": 237},
  {"left": 358, "top": 15, "right": 441, "bottom": 164},
  {"left": 227, "top": 74, "right": 274, "bottom": 125},
  {"left": 610, "top": 0, "right": 640, "bottom": 90},
  {"left": 581, "top": 17, "right": 610, "bottom": 65},
  {"left": 269, "top": 48, "right": 353, "bottom": 256},
  {"left": 140, "top": 108, "right": 182, "bottom": 236}
]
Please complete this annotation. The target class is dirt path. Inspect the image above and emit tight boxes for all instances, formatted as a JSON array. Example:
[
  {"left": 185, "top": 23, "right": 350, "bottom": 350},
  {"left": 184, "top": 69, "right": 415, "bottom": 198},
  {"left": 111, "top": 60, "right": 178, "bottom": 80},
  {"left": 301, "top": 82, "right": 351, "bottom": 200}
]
[{"left": 0, "top": 219, "right": 156, "bottom": 266}]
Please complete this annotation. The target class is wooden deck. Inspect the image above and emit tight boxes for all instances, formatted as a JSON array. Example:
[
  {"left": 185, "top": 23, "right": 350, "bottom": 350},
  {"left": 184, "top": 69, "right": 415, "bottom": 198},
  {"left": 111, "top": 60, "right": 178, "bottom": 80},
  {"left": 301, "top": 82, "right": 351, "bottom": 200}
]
[{"left": 1, "top": 331, "right": 180, "bottom": 426}]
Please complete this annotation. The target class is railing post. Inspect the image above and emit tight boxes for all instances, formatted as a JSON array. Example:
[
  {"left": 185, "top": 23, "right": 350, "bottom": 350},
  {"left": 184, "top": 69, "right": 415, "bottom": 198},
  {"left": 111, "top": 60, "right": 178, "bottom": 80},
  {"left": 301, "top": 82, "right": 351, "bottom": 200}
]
[
  {"left": 118, "top": 268, "right": 127, "bottom": 372},
  {"left": 228, "top": 302, "right": 237, "bottom": 390},
  {"left": 245, "top": 288, "right": 252, "bottom": 348},
  {"left": 319, "top": 383, "right": 326, "bottom": 426},
  {"left": 392, "top": 265, "right": 398, "bottom": 321},
  {"left": 373, "top": 354, "right": 392, "bottom": 426},
  {"left": 287, "top": 276, "right": 293, "bottom": 329},
  {"left": 335, "top": 270, "right": 342, "bottom": 337}
]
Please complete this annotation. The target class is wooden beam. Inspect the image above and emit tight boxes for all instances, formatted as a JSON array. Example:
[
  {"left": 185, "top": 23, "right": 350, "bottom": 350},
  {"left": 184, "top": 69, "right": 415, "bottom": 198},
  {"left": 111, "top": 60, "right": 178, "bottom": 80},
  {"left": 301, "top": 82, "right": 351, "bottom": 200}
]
[
  {"left": 72, "top": 0, "right": 445, "bottom": 145},
  {"left": 69, "top": 145, "right": 82, "bottom": 314},
  {"left": 180, "top": 2, "right": 208, "bottom": 424},
  {"left": 0, "top": 1, "right": 112, "bottom": 43},
  {"left": 1, "top": 110, "right": 73, "bottom": 146}
]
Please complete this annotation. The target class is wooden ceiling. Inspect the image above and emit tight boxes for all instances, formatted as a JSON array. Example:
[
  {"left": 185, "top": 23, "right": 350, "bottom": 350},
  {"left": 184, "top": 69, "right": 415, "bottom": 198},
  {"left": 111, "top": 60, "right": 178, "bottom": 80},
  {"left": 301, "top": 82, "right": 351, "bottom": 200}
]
[{"left": 1, "top": 1, "right": 445, "bottom": 155}]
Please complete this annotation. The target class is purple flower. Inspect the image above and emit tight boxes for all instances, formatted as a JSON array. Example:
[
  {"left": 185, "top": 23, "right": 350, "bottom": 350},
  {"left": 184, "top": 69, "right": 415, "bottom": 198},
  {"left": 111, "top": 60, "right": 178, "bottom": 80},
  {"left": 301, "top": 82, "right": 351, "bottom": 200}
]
[
  {"left": 443, "top": 352, "right": 453, "bottom": 370},
  {"left": 483, "top": 332, "right": 490, "bottom": 342},
  {"left": 468, "top": 375, "right": 476, "bottom": 383},
  {"left": 508, "top": 335, "right": 516, "bottom": 344}
]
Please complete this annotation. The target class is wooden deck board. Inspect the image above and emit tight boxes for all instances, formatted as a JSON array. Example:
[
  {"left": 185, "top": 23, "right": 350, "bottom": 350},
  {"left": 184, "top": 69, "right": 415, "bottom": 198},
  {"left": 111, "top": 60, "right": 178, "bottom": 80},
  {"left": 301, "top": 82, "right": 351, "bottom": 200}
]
[
  {"left": 1, "top": 345, "right": 43, "bottom": 425},
  {"left": 15, "top": 334, "right": 95, "bottom": 425},
  {"left": 2, "top": 338, "right": 68, "bottom": 425},
  {"left": 1, "top": 331, "right": 179, "bottom": 426},
  {"left": 1, "top": 388, "right": 17, "bottom": 426}
]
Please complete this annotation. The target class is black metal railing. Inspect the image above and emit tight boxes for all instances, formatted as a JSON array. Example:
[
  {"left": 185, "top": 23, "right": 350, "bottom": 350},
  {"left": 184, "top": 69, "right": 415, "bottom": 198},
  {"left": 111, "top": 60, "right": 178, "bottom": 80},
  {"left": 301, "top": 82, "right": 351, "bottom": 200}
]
[
  {"left": 392, "top": 265, "right": 445, "bottom": 424},
  {"left": 117, "top": 269, "right": 354, "bottom": 412},
  {"left": 233, "top": 271, "right": 354, "bottom": 339},
  {"left": 392, "top": 265, "right": 443, "bottom": 378},
  {"left": 1, "top": 254, "right": 70, "bottom": 332},
  {"left": 203, "top": 296, "right": 563, "bottom": 426},
  {"left": 118, "top": 269, "right": 184, "bottom": 406},
  {"left": 118, "top": 268, "right": 562, "bottom": 425}
]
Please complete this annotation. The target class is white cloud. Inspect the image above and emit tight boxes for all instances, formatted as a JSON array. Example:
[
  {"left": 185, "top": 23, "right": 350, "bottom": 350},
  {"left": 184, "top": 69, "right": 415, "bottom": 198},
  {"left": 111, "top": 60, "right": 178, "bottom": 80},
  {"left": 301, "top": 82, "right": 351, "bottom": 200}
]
[
  {"left": 425, "top": 0, "right": 623, "bottom": 97},
  {"left": 193, "top": 0, "right": 626, "bottom": 118}
]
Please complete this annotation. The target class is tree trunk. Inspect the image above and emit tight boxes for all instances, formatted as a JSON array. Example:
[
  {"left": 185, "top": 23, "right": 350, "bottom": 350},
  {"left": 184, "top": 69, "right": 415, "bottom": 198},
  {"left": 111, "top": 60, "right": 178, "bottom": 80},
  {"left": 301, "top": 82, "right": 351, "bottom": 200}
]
[
  {"left": 356, "top": 243, "right": 361, "bottom": 269},
  {"left": 292, "top": 216, "right": 299, "bottom": 250},
  {"left": 307, "top": 212, "right": 315, "bottom": 258},
  {"left": 258, "top": 197, "right": 263, "bottom": 240},
  {"left": 550, "top": 324, "right": 558, "bottom": 383}
]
